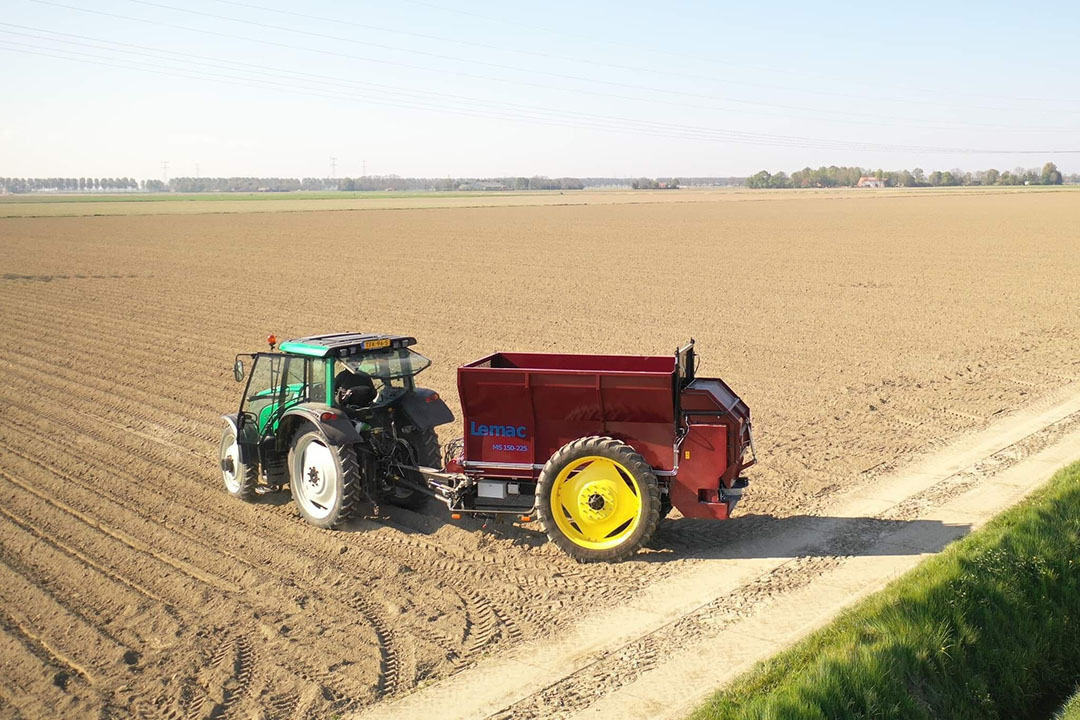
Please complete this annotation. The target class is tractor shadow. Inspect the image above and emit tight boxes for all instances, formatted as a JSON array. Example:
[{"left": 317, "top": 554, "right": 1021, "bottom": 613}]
[
  {"left": 257, "top": 490, "right": 970, "bottom": 562},
  {"left": 644, "top": 512, "right": 973, "bottom": 563}
]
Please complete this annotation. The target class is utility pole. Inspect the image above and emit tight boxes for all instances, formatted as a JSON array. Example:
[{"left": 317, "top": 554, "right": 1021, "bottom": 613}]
[
  {"left": 161, "top": 160, "right": 169, "bottom": 182},
  {"left": 329, "top": 157, "right": 337, "bottom": 179}
]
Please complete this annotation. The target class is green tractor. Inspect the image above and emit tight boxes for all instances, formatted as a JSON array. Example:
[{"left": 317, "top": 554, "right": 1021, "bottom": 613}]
[{"left": 219, "top": 333, "right": 454, "bottom": 527}]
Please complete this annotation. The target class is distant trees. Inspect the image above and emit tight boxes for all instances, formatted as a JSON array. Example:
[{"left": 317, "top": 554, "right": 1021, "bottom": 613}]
[
  {"left": 745, "top": 170, "right": 773, "bottom": 189},
  {"left": 742, "top": 162, "right": 1068, "bottom": 189},
  {"left": 629, "top": 177, "right": 681, "bottom": 189},
  {"left": 0, "top": 166, "right": 1064, "bottom": 196},
  {"left": 1041, "top": 162, "right": 1063, "bottom": 185},
  {"left": 0, "top": 177, "right": 140, "bottom": 193}
]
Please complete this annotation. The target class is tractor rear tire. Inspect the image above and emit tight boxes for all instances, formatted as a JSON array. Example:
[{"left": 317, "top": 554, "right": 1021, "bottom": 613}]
[
  {"left": 387, "top": 428, "right": 440, "bottom": 511},
  {"left": 659, "top": 496, "right": 673, "bottom": 520},
  {"left": 288, "top": 428, "right": 359, "bottom": 529},
  {"left": 537, "top": 436, "right": 660, "bottom": 563},
  {"left": 219, "top": 424, "right": 257, "bottom": 501}
]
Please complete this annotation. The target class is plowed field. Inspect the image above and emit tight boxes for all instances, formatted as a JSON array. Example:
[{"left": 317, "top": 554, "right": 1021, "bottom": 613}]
[{"left": 0, "top": 188, "right": 1077, "bottom": 719}]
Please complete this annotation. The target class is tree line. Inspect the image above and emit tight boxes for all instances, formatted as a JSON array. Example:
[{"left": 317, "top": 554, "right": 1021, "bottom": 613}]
[
  {"left": 746, "top": 163, "right": 1069, "bottom": 189},
  {"left": 0, "top": 177, "right": 143, "bottom": 193},
  {"left": 0, "top": 175, "right": 753, "bottom": 194},
  {"left": 630, "top": 178, "right": 680, "bottom": 189}
]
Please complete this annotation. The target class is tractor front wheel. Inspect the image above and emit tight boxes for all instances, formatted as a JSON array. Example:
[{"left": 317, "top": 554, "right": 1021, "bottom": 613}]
[
  {"left": 537, "top": 436, "right": 660, "bottom": 563},
  {"left": 288, "top": 429, "right": 359, "bottom": 529},
  {"left": 219, "top": 424, "right": 257, "bottom": 501}
]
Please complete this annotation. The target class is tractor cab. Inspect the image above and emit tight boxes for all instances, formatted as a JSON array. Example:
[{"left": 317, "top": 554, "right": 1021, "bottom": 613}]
[{"left": 231, "top": 333, "right": 426, "bottom": 431}]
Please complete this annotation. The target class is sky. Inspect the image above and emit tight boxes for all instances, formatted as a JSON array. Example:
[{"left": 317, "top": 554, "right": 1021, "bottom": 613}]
[{"left": 1, "top": 0, "right": 1078, "bottom": 179}]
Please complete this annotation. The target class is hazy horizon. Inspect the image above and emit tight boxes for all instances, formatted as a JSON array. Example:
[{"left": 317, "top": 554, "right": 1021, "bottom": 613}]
[{"left": 3, "top": 1, "right": 1078, "bottom": 179}]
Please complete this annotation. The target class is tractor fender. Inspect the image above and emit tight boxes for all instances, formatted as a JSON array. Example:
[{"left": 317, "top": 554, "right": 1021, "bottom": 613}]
[
  {"left": 221, "top": 412, "right": 239, "bottom": 433},
  {"left": 222, "top": 412, "right": 260, "bottom": 464},
  {"left": 279, "top": 404, "right": 362, "bottom": 446},
  {"left": 399, "top": 387, "right": 455, "bottom": 430}
]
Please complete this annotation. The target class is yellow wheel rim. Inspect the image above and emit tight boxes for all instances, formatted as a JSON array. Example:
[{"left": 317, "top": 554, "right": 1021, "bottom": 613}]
[{"left": 549, "top": 456, "right": 643, "bottom": 550}]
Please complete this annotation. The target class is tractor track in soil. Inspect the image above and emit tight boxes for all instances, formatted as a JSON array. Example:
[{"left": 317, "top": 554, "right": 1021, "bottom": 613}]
[
  {"left": 2, "top": 193, "right": 1079, "bottom": 718},
  {"left": 0, "top": 414, "right": 405, "bottom": 699},
  {"left": 0, "top": 385, "right": 537, "bottom": 640},
  {"left": 0, "top": 383, "right": 545, "bottom": 710}
]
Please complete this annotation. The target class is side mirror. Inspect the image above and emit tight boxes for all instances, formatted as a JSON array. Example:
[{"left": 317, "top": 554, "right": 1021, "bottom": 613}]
[{"left": 233, "top": 358, "right": 245, "bottom": 383}]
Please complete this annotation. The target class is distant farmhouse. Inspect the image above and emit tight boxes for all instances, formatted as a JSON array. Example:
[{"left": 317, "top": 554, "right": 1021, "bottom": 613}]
[{"left": 856, "top": 176, "right": 885, "bottom": 188}]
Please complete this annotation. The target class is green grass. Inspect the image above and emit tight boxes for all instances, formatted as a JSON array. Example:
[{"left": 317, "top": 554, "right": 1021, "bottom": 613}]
[
  {"left": 1055, "top": 686, "right": 1080, "bottom": 720},
  {"left": 690, "top": 461, "right": 1080, "bottom": 720}
]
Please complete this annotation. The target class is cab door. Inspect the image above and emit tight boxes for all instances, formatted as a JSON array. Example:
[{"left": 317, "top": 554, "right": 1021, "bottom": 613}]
[{"left": 239, "top": 353, "right": 285, "bottom": 438}]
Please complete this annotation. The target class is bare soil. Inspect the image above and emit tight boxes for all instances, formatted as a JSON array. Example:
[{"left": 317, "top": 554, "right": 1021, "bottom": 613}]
[{"left": 0, "top": 189, "right": 1077, "bottom": 718}]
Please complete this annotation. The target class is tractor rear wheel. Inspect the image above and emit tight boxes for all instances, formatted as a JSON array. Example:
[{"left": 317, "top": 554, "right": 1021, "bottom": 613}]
[
  {"left": 219, "top": 424, "right": 257, "bottom": 501},
  {"left": 288, "top": 429, "right": 359, "bottom": 529},
  {"left": 537, "top": 436, "right": 660, "bottom": 563},
  {"left": 386, "top": 427, "right": 440, "bottom": 510}
]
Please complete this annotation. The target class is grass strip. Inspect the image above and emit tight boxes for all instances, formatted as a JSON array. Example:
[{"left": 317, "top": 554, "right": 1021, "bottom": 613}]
[
  {"left": 690, "top": 461, "right": 1080, "bottom": 720},
  {"left": 1054, "top": 685, "right": 1080, "bottom": 719}
]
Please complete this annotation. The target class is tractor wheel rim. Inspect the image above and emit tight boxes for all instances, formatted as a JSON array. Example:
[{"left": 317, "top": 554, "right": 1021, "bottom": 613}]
[
  {"left": 292, "top": 436, "right": 338, "bottom": 521},
  {"left": 220, "top": 432, "right": 241, "bottom": 493},
  {"left": 550, "top": 456, "right": 643, "bottom": 550}
]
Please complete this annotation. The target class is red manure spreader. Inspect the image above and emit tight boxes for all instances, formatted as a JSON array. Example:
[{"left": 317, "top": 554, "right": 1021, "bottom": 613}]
[
  {"left": 426, "top": 340, "right": 756, "bottom": 561},
  {"left": 221, "top": 335, "right": 754, "bottom": 562}
]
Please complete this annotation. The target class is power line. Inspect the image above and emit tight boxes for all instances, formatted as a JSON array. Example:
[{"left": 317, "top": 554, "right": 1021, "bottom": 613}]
[
  {"left": 0, "top": 40, "right": 976, "bottom": 152},
  {"left": 30, "top": 0, "right": 1078, "bottom": 122},
  {"left": 2, "top": 40, "right": 1076, "bottom": 157},
  {"left": 201, "top": 0, "right": 1058, "bottom": 113},
  {"left": 122, "top": 0, "right": 1078, "bottom": 116},
  {"left": 387, "top": 0, "right": 1080, "bottom": 107},
  {"left": 3, "top": 22, "right": 1037, "bottom": 135},
  {"left": 6, "top": 24, "right": 1070, "bottom": 137}
]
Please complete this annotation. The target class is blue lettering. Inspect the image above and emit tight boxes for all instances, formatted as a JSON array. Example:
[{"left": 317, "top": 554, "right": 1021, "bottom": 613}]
[{"left": 470, "top": 422, "right": 529, "bottom": 438}]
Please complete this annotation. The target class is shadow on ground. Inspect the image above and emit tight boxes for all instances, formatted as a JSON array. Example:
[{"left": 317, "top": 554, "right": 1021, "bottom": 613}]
[{"left": 254, "top": 486, "right": 970, "bottom": 564}]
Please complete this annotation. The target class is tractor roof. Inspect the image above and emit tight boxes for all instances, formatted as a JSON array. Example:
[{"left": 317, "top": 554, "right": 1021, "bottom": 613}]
[{"left": 279, "top": 332, "right": 417, "bottom": 358}]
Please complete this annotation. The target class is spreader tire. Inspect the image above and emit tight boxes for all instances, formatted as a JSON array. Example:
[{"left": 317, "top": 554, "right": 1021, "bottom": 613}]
[
  {"left": 387, "top": 428, "right": 440, "bottom": 510},
  {"left": 537, "top": 436, "right": 660, "bottom": 563},
  {"left": 288, "top": 428, "right": 359, "bottom": 529},
  {"left": 219, "top": 424, "right": 257, "bottom": 501}
]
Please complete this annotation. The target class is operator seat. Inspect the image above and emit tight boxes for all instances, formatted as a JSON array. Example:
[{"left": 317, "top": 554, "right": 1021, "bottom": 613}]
[{"left": 334, "top": 370, "right": 377, "bottom": 409}]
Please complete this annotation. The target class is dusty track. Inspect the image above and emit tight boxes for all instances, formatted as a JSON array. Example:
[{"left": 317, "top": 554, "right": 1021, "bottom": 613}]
[{"left": 0, "top": 189, "right": 1077, "bottom": 718}]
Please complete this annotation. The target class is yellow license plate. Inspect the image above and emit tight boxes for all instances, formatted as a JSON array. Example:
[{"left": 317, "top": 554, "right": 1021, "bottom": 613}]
[{"left": 363, "top": 338, "right": 391, "bottom": 350}]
